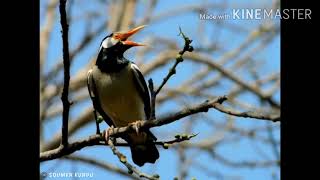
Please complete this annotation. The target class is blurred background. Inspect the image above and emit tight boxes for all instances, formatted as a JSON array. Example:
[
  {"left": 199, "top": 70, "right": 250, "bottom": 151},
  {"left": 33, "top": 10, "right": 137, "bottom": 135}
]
[{"left": 40, "top": 0, "right": 280, "bottom": 179}]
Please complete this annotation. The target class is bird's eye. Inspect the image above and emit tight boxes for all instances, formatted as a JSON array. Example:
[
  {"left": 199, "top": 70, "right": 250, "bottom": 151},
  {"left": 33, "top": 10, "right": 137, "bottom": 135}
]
[{"left": 114, "top": 34, "right": 120, "bottom": 39}]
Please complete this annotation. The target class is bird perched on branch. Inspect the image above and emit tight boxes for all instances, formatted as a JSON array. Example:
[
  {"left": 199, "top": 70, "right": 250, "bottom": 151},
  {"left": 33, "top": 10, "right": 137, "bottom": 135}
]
[{"left": 87, "top": 25, "right": 159, "bottom": 166}]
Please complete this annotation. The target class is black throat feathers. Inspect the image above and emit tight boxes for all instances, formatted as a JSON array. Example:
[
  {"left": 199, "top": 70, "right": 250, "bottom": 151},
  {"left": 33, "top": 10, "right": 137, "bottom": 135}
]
[{"left": 96, "top": 47, "right": 130, "bottom": 73}]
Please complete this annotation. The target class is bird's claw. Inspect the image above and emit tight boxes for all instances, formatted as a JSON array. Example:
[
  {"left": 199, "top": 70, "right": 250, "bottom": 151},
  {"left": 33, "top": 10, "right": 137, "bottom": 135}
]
[
  {"left": 130, "top": 120, "right": 144, "bottom": 134},
  {"left": 105, "top": 125, "right": 115, "bottom": 143}
]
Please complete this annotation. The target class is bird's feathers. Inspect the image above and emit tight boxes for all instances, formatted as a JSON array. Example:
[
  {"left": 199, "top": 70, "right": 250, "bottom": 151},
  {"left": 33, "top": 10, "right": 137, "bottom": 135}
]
[
  {"left": 88, "top": 62, "right": 159, "bottom": 166},
  {"left": 89, "top": 65, "right": 145, "bottom": 127},
  {"left": 87, "top": 69, "right": 114, "bottom": 127},
  {"left": 130, "top": 63, "right": 157, "bottom": 141},
  {"left": 130, "top": 63, "right": 151, "bottom": 120},
  {"left": 130, "top": 141, "right": 159, "bottom": 167}
]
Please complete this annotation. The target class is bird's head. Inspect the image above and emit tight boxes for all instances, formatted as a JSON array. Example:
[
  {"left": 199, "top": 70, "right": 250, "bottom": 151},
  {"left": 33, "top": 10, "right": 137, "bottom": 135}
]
[{"left": 99, "top": 25, "right": 146, "bottom": 57}]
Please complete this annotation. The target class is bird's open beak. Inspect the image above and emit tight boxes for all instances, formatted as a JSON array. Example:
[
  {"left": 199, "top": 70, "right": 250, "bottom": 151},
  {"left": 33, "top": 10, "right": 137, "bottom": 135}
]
[{"left": 113, "top": 25, "right": 146, "bottom": 46}]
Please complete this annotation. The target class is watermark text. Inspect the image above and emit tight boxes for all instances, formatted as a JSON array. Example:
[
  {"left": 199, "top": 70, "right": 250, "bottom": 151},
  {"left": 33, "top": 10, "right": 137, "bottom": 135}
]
[{"left": 199, "top": 9, "right": 312, "bottom": 20}]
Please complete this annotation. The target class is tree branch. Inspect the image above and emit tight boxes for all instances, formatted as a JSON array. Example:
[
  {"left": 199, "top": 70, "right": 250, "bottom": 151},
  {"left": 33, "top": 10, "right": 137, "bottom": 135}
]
[
  {"left": 44, "top": 22, "right": 106, "bottom": 83},
  {"left": 147, "top": 27, "right": 193, "bottom": 120},
  {"left": 107, "top": 138, "right": 159, "bottom": 180},
  {"left": 41, "top": 108, "right": 93, "bottom": 152},
  {"left": 158, "top": 133, "right": 198, "bottom": 149},
  {"left": 40, "top": 134, "right": 102, "bottom": 161},
  {"left": 212, "top": 103, "right": 280, "bottom": 122},
  {"left": 59, "top": 0, "right": 71, "bottom": 147},
  {"left": 155, "top": 27, "right": 193, "bottom": 96},
  {"left": 40, "top": 96, "right": 227, "bottom": 161},
  {"left": 208, "top": 150, "right": 279, "bottom": 168},
  {"left": 63, "top": 155, "right": 140, "bottom": 180}
]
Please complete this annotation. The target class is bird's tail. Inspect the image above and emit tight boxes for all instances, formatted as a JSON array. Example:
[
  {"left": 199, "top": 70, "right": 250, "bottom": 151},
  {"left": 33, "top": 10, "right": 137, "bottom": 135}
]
[
  {"left": 123, "top": 131, "right": 159, "bottom": 167},
  {"left": 130, "top": 141, "right": 159, "bottom": 167}
]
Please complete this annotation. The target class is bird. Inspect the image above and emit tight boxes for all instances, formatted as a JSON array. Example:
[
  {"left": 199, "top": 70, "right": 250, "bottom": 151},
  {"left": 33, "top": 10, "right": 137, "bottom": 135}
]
[{"left": 87, "top": 25, "right": 159, "bottom": 166}]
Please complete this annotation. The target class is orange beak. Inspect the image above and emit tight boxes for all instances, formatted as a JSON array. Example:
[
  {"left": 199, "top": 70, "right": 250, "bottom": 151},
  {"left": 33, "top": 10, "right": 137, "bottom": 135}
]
[{"left": 113, "top": 25, "right": 146, "bottom": 46}]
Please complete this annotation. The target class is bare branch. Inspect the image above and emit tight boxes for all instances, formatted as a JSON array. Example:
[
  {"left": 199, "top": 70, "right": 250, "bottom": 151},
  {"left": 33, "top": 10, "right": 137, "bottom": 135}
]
[
  {"left": 63, "top": 155, "right": 140, "bottom": 180},
  {"left": 41, "top": 108, "right": 93, "bottom": 152},
  {"left": 108, "top": 138, "right": 159, "bottom": 180},
  {"left": 212, "top": 103, "right": 280, "bottom": 122},
  {"left": 41, "top": 91, "right": 279, "bottom": 160},
  {"left": 154, "top": 27, "right": 193, "bottom": 96},
  {"left": 59, "top": 0, "right": 71, "bottom": 147},
  {"left": 40, "top": 134, "right": 102, "bottom": 161},
  {"left": 158, "top": 133, "right": 198, "bottom": 149},
  {"left": 40, "top": 96, "right": 227, "bottom": 161},
  {"left": 44, "top": 23, "right": 106, "bottom": 83},
  {"left": 147, "top": 27, "right": 193, "bottom": 120},
  {"left": 208, "top": 150, "right": 279, "bottom": 168},
  {"left": 177, "top": 51, "right": 280, "bottom": 108}
]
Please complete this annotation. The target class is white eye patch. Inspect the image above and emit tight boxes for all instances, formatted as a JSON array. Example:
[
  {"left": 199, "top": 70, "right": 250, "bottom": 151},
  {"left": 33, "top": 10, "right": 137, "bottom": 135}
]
[{"left": 100, "top": 37, "right": 119, "bottom": 49}]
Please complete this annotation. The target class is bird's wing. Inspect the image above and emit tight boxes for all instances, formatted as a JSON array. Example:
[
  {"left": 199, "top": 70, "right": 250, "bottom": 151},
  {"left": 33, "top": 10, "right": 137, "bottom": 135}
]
[
  {"left": 87, "top": 68, "right": 114, "bottom": 127},
  {"left": 130, "top": 63, "right": 151, "bottom": 120},
  {"left": 130, "top": 63, "right": 157, "bottom": 141}
]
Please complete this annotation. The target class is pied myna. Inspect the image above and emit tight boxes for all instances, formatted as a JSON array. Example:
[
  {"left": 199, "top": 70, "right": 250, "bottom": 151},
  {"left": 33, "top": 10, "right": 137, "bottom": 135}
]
[{"left": 87, "top": 25, "right": 159, "bottom": 166}]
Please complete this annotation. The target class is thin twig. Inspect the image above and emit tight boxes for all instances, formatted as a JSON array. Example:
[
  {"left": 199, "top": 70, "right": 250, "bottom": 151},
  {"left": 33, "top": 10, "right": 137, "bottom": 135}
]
[
  {"left": 155, "top": 27, "right": 193, "bottom": 96},
  {"left": 212, "top": 103, "right": 280, "bottom": 122},
  {"left": 147, "top": 27, "right": 194, "bottom": 121},
  {"left": 158, "top": 133, "right": 198, "bottom": 149},
  {"left": 107, "top": 138, "right": 159, "bottom": 180},
  {"left": 63, "top": 155, "right": 140, "bottom": 180},
  {"left": 208, "top": 150, "right": 279, "bottom": 168}
]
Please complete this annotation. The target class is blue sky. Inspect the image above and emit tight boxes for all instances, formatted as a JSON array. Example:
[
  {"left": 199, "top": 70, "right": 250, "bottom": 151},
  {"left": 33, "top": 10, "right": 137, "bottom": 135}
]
[{"left": 41, "top": 0, "right": 280, "bottom": 179}]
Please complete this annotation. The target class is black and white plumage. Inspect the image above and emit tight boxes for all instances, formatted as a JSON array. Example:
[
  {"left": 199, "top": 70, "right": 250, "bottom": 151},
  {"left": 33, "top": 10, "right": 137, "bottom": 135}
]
[{"left": 87, "top": 26, "right": 159, "bottom": 166}]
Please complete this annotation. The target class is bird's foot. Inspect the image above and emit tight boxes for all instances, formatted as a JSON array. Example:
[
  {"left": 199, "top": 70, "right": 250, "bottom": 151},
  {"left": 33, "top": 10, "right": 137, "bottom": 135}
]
[
  {"left": 130, "top": 120, "right": 144, "bottom": 134},
  {"left": 104, "top": 125, "right": 115, "bottom": 143}
]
